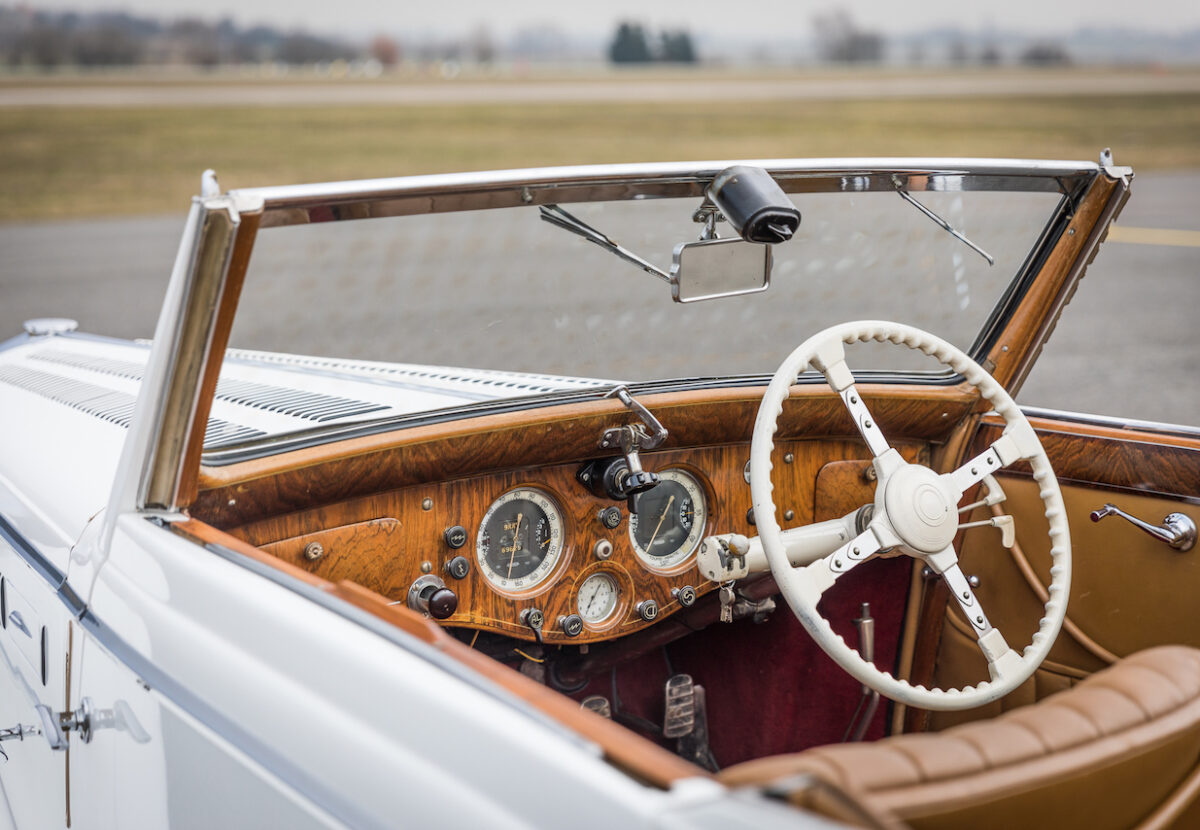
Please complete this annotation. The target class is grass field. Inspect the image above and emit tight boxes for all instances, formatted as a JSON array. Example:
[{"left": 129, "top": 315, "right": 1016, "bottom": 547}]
[{"left": 4, "top": 84, "right": 1199, "bottom": 221}]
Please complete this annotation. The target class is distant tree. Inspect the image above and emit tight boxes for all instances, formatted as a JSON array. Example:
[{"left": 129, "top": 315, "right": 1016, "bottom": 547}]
[
  {"left": 169, "top": 18, "right": 221, "bottom": 68},
  {"left": 948, "top": 38, "right": 970, "bottom": 64},
  {"left": 609, "top": 22, "right": 652, "bottom": 64},
  {"left": 72, "top": 23, "right": 143, "bottom": 65},
  {"left": 469, "top": 25, "right": 496, "bottom": 64},
  {"left": 659, "top": 30, "right": 697, "bottom": 63},
  {"left": 24, "top": 24, "right": 72, "bottom": 67},
  {"left": 1020, "top": 42, "right": 1071, "bottom": 66},
  {"left": 370, "top": 35, "right": 400, "bottom": 67},
  {"left": 279, "top": 32, "right": 353, "bottom": 64},
  {"left": 979, "top": 43, "right": 1002, "bottom": 65},
  {"left": 812, "top": 9, "right": 883, "bottom": 63}
]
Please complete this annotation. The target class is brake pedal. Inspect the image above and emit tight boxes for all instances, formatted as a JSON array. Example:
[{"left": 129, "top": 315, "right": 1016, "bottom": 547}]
[
  {"left": 663, "top": 674, "right": 696, "bottom": 738},
  {"left": 663, "top": 673, "right": 718, "bottom": 771}
]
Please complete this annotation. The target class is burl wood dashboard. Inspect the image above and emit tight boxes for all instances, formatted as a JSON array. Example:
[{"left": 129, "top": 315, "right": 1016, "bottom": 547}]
[{"left": 196, "top": 385, "right": 973, "bottom": 644}]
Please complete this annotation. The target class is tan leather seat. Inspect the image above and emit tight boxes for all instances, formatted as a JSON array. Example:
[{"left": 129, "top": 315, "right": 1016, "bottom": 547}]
[{"left": 721, "top": 646, "right": 1200, "bottom": 830}]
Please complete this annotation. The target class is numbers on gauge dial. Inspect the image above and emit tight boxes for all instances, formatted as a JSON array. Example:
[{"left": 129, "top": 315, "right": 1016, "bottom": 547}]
[
  {"left": 628, "top": 469, "right": 707, "bottom": 571},
  {"left": 576, "top": 572, "right": 619, "bottom": 625},
  {"left": 476, "top": 488, "right": 564, "bottom": 593}
]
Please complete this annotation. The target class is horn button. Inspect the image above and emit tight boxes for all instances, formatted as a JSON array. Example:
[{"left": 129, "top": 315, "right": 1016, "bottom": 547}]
[{"left": 883, "top": 465, "right": 959, "bottom": 554}]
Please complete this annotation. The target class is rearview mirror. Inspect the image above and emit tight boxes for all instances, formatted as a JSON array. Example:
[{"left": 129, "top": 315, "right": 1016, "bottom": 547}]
[{"left": 670, "top": 237, "right": 772, "bottom": 303}]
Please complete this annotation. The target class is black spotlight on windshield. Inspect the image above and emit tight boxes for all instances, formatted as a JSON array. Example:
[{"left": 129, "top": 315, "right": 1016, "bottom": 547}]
[{"left": 706, "top": 166, "right": 801, "bottom": 245}]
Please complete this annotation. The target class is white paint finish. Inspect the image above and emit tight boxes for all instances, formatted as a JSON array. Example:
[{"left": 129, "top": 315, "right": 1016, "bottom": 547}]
[
  {"left": 0, "top": 538, "right": 71, "bottom": 828},
  {"left": 84, "top": 514, "right": 689, "bottom": 829}
]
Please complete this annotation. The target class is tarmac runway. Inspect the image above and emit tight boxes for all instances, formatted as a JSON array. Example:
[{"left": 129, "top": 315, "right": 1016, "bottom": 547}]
[{"left": 1, "top": 170, "right": 1197, "bottom": 427}]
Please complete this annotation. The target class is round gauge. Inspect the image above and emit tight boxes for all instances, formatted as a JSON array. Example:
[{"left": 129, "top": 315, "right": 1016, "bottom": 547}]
[
  {"left": 628, "top": 469, "right": 707, "bottom": 571},
  {"left": 577, "top": 572, "right": 619, "bottom": 626},
  {"left": 476, "top": 488, "right": 565, "bottom": 594}
]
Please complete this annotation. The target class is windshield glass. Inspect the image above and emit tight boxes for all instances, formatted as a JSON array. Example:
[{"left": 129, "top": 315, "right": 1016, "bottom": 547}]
[{"left": 233, "top": 188, "right": 1061, "bottom": 383}]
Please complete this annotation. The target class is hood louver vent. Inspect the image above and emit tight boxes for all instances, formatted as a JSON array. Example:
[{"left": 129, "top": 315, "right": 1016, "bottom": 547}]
[
  {"left": 32, "top": 350, "right": 387, "bottom": 423},
  {"left": 0, "top": 366, "right": 264, "bottom": 449},
  {"left": 214, "top": 378, "right": 387, "bottom": 422}
]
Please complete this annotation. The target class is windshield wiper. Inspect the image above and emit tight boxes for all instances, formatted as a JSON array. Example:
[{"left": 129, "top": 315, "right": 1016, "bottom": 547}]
[
  {"left": 892, "top": 176, "right": 995, "bottom": 265},
  {"left": 538, "top": 204, "right": 671, "bottom": 283}
]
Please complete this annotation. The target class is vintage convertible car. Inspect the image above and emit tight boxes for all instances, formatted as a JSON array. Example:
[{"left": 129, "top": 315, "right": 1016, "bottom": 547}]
[{"left": 2, "top": 156, "right": 1198, "bottom": 829}]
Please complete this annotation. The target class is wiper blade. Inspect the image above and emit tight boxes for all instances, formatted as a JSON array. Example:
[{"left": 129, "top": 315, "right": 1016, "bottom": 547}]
[
  {"left": 892, "top": 176, "right": 995, "bottom": 266},
  {"left": 539, "top": 204, "right": 670, "bottom": 283}
]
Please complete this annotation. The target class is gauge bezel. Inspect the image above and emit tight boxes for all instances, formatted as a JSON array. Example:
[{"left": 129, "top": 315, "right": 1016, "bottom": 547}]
[
  {"left": 575, "top": 571, "right": 621, "bottom": 628},
  {"left": 572, "top": 562, "right": 632, "bottom": 632},
  {"left": 628, "top": 468, "right": 709, "bottom": 574},
  {"left": 475, "top": 486, "right": 568, "bottom": 597}
]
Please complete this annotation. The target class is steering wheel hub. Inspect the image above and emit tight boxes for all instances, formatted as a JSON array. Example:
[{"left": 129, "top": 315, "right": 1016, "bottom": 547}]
[{"left": 883, "top": 464, "right": 958, "bottom": 554}]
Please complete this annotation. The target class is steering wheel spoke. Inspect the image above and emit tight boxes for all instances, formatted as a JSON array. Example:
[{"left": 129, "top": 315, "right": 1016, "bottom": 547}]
[
  {"left": 839, "top": 385, "right": 892, "bottom": 458},
  {"left": 938, "top": 559, "right": 993, "bottom": 636},
  {"left": 826, "top": 526, "right": 883, "bottom": 575},
  {"left": 947, "top": 444, "right": 1005, "bottom": 497}
]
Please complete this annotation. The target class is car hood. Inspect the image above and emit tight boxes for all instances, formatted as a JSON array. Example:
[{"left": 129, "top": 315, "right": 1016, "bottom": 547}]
[{"left": 0, "top": 329, "right": 610, "bottom": 541}]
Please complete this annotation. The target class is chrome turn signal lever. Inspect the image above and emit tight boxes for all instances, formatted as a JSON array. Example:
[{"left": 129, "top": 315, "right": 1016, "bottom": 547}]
[{"left": 1091, "top": 504, "right": 1196, "bottom": 552}]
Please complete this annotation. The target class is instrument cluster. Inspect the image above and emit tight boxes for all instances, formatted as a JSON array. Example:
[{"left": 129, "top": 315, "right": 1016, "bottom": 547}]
[{"left": 437, "top": 463, "right": 719, "bottom": 643}]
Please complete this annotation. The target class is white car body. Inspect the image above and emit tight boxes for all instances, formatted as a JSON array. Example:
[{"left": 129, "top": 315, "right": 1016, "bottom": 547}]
[{"left": 2, "top": 157, "right": 1156, "bottom": 828}]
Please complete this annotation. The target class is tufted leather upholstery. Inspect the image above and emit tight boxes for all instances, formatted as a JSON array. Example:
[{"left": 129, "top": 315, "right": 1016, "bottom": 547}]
[{"left": 721, "top": 646, "right": 1200, "bottom": 829}]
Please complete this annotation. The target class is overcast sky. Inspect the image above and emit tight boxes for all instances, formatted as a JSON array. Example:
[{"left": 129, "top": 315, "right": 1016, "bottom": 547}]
[{"left": 23, "top": 0, "right": 1200, "bottom": 39}]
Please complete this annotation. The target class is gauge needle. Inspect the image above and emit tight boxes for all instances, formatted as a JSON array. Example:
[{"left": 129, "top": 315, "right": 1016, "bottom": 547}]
[
  {"left": 646, "top": 495, "right": 675, "bottom": 550},
  {"left": 507, "top": 513, "right": 523, "bottom": 579}
]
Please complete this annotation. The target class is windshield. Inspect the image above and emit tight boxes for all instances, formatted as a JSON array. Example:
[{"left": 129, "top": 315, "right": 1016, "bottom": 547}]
[
  {"left": 206, "top": 165, "right": 1076, "bottom": 456},
  {"left": 233, "top": 190, "right": 1060, "bottom": 378}
]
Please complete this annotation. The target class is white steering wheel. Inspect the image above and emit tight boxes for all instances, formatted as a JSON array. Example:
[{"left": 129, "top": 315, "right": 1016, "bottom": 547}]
[{"left": 751, "top": 321, "right": 1070, "bottom": 710}]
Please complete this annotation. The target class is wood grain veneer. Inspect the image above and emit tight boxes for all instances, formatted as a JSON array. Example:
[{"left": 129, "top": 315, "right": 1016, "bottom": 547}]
[
  {"left": 226, "top": 438, "right": 924, "bottom": 645},
  {"left": 974, "top": 417, "right": 1200, "bottom": 502},
  {"left": 196, "top": 385, "right": 965, "bottom": 644},
  {"left": 194, "top": 383, "right": 977, "bottom": 526},
  {"left": 984, "top": 173, "right": 1123, "bottom": 392}
]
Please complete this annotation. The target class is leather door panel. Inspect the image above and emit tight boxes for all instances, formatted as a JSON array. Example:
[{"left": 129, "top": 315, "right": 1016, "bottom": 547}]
[{"left": 929, "top": 416, "right": 1200, "bottom": 730}]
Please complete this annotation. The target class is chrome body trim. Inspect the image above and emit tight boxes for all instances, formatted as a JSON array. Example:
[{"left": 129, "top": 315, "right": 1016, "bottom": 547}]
[
  {"left": 1021, "top": 405, "right": 1200, "bottom": 439},
  {"left": 228, "top": 158, "right": 1102, "bottom": 228},
  {"left": 140, "top": 202, "right": 240, "bottom": 509}
]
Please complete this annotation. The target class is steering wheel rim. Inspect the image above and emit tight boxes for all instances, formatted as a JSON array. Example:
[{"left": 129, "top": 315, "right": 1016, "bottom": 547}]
[{"left": 751, "top": 320, "right": 1071, "bottom": 711}]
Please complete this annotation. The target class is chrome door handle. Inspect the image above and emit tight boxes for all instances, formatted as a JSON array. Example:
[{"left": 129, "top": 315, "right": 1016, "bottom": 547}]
[{"left": 1091, "top": 504, "right": 1197, "bottom": 552}]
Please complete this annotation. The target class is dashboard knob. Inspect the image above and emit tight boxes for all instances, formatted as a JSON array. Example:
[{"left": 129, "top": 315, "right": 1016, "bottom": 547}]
[
  {"left": 673, "top": 585, "right": 697, "bottom": 608},
  {"left": 425, "top": 587, "right": 458, "bottom": 620},
  {"left": 558, "top": 614, "right": 584, "bottom": 637},
  {"left": 407, "top": 575, "right": 457, "bottom": 620},
  {"left": 637, "top": 600, "right": 659, "bottom": 622},
  {"left": 445, "top": 555, "right": 471, "bottom": 579}
]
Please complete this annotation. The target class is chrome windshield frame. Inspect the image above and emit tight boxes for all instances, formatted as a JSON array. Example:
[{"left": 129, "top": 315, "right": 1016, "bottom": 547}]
[{"left": 127, "top": 158, "right": 1129, "bottom": 508}]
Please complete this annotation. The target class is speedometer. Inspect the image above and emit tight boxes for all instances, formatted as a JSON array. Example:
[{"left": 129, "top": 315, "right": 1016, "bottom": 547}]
[
  {"left": 628, "top": 469, "right": 707, "bottom": 572},
  {"left": 476, "top": 488, "right": 565, "bottom": 594}
]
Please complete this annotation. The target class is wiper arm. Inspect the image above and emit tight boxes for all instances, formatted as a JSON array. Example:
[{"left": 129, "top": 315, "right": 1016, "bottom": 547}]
[
  {"left": 892, "top": 176, "right": 995, "bottom": 266},
  {"left": 539, "top": 204, "right": 670, "bottom": 283}
]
